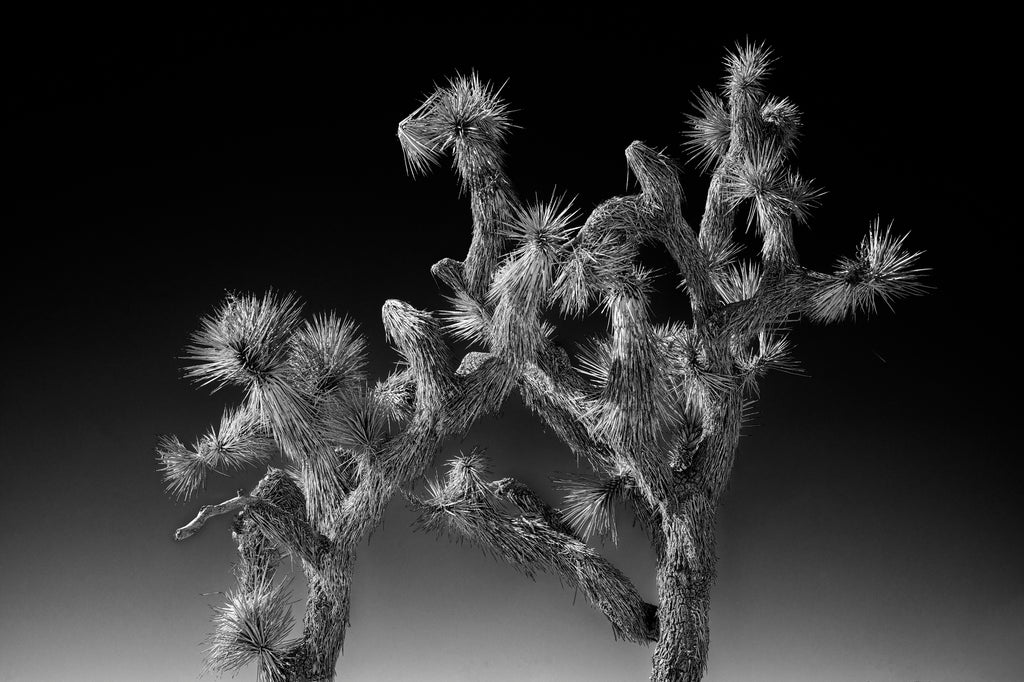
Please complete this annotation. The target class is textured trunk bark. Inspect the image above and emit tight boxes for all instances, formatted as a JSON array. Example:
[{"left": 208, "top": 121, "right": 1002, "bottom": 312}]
[
  {"left": 650, "top": 388, "right": 740, "bottom": 681},
  {"left": 282, "top": 547, "right": 354, "bottom": 682},
  {"left": 650, "top": 503, "right": 715, "bottom": 682}
]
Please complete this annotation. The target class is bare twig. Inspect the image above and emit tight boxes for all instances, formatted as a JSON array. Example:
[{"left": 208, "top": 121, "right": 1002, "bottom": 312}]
[{"left": 174, "top": 495, "right": 251, "bottom": 541}]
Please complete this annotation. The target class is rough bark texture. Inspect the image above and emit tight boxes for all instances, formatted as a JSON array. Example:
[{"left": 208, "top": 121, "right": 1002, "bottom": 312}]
[
  {"left": 282, "top": 550, "right": 353, "bottom": 681},
  {"left": 652, "top": 509, "right": 715, "bottom": 682}
]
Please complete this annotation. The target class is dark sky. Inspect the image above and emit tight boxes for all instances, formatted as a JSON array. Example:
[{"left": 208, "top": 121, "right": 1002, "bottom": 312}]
[{"left": 1, "top": 10, "right": 1018, "bottom": 681}]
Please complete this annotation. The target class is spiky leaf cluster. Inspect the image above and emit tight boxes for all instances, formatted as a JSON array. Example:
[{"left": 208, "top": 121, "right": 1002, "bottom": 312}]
[
  {"left": 759, "top": 96, "right": 802, "bottom": 154},
  {"left": 289, "top": 314, "right": 367, "bottom": 402},
  {"left": 205, "top": 577, "right": 296, "bottom": 681},
  {"left": 810, "top": 219, "right": 928, "bottom": 322},
  {"left": 720, "top": 141, "right": 823, "bottom": 235},
  {"left": 723, "top": 41, "right": 775, "bottom": 101},
  {"left": 157, "top": 405, "right": 274, "bottom": 499},
  {"left": 442, "top": 289, "right": 492, "bottom": 345},
  {"left": 558, "top": 472, "right": 632, "bottom": 544},
  {"left": 714, "top": 260, "right": 763, "bottom": 304},
  {"left": 183, "top": 291, "right": 330, "bottom": 462},
  {"left": 486, "top": 195, "right": 575, "bottom": 362},
  {"left": 658, "top": 322, "right": 734, "bottom": 402},
  {"left": 735, "top": 332, "right": 801, "bottom": 395},
  {"left": 185, "top": 291, "right": 303, "bottom": 390},
  {"left": 684, "top": 89, "right": 731, "bottom": 173},
  {"left": 397, "top": 72, "right": 514, "bottom": 188}
]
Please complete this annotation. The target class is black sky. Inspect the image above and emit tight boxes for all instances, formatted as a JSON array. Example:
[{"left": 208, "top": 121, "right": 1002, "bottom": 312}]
[{"left": 1, "top": 10, "right": 1019, "bottom": 681}]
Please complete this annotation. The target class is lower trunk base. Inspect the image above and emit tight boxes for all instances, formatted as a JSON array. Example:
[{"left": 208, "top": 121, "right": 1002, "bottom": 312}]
[{"left": 650, "top": 507, "right": 714, "bottom": 682}]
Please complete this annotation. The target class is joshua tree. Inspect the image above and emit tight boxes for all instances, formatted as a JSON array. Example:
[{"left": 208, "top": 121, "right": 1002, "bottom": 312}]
[{"left": 159, "top": 43, "right": 925, "bottom": 681}]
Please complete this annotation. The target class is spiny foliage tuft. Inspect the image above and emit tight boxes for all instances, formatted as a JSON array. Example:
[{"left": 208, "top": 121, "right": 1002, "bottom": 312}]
[
  {"left": 157, "top": 405, "right": 274, "bottom": 499},
  {"left": 684, "top": 88, "right": 731, "bottom": 173},
  {"left": 557, "top": 473, "right": 632, "bottom": 544},
  {"left": 397, "top": 72, "right": 515, "bottom": 188},
  {"left": 185, "top": 290, "right": 303, "bottom": 390},
  {"left": 205, "top": 576, "right": 296, "bottom": 681},
  {"left": 811, "top": 219, "right": 928, "bottom": 322},
  {"left": 487, "top": 193, "right": 577, "bottom": 362},
  {"left": 289, "top": 313, "right": 367, "bottom": 401},
  {"left": 723, "top": 40, "right": 775, "bottom": 100},
  {"left": 721, "top": 140, "right": 823, "bottom": 232}
]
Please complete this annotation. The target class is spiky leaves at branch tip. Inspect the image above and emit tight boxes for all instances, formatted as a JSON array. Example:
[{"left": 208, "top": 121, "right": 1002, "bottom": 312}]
[
  {"left": 556, "top": 470, "right": 664, "bottom": 558},
  {"left": 721, "top": 141, "right": 824, "bottom": 234},
  {"left": 182, "top": 290, "right": 328, "bottom": 463},
  {"left": 418, "top": 450, "right": 491, "bottom": 508},
  {"left": 417, "top": 465, "right": 494, "bottom": 547},
  {"left": 724, "top": 40, "right": 775, "bottom": 102},
  {"left": 553, "top": 227, "right": 636, "bottom": 318},
  {"left": 156, "top": 434, "right": 208, "bottom": 500},
  {"left": 212, "top": 404, "right": 276, "bottom": 469},
  {"left": 396, "top": 90, "right": 444, "bottom": 177},
  {"left": 684, "top": 88, "right": 731, "bottom": 173},
  {"left": 445, "top": 447, "right": 491, "bottom": 495},
  {"left": 575, "top": 334, "right": 614, "bottom": 390},
  {"left": 157, "top": 404, "right": 275, "bottom": 500},
  {"left": 658, "top": 322, "right": 735, "bottom": 402},
  {"left": 760, "top": 95, "right": 802, "bottom": 155},
  {"left": 498, "top": 191, "right": 579, "bottom": 264},
  {"left": 324, "top": 388, "right": 391, "bottom": 485},
  {"left": 397, "top": 72, "right": 515, "bottom": 189},
  {"left": 289, "top": 313, "right": 368, "bottom": 402},
  {"left": 442, "top": 289, "right": 492, "bottom": 346},
  {"left": 371, "top": 367, "right": 415, "bottom": 425},
  {"left": 810, "top": 219, "right": 929, "bottom": 323},
  {"left": 487, "top": 193, "right": 577, "bottom": 362},
  {"left": 184, "top": 289, "right": 303, "bottom": 391},
  {"left": 329, "top": 389, "right": 388, "bottom": 460}
]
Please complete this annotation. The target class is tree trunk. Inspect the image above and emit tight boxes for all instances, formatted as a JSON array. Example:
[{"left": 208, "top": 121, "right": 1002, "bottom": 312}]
[
  {"left": 282, "top": 547, "right": 354, "bottom": 681},
  {"left": 650, "top": 501, "right": 715, "bottom": 682}
]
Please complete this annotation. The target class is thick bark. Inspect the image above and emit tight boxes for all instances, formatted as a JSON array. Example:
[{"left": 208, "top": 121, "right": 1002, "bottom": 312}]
[
  {"left": 282, "top": 547, "right": 354, "bottom": 682},
  {"left": 651, "top": 387, "right": 741, "bottom": 681},
  {"left": 651, "top": 501, "right": 715, "bottom": 682}
]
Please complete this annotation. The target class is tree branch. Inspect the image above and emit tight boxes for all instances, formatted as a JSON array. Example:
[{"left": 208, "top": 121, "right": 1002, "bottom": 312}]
[
  {"left": 411, "top": 485, "right": 659, "bottom": 644},
  {"left": 624, "top": 141, "right": 719, "bottom": 321},
  {"left": 174, "top": 468, "right": 331, "bottom": 569},
  {"left": 517, "top": 347, "right": 617, "bottom": 472},
  {"left": 175, "top": 495, "right": 250, "bottom": 541},
  {"left": 490, "top": 476, "right": 578, "bottom": 538},
  {"left": 718, "top": 224, "right": 926, "bottom": 342},
  {"left": 334, "top": 345, "right": 514, "bottom": 547}
]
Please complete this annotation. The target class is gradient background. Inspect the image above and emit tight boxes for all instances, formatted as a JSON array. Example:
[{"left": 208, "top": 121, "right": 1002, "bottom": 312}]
[{"left": 2, "top": 10, "right": 1019, "bottom": 682}]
